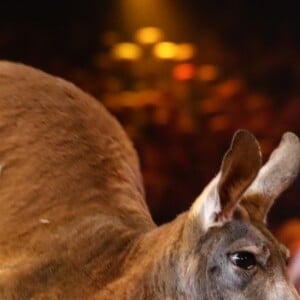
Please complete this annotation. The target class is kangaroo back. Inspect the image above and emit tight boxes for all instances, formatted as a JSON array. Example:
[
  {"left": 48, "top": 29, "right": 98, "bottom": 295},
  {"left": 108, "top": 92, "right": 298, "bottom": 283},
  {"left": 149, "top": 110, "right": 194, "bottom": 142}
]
[{"left": 0, "top": 61, "right": 154, "bottom": 298}]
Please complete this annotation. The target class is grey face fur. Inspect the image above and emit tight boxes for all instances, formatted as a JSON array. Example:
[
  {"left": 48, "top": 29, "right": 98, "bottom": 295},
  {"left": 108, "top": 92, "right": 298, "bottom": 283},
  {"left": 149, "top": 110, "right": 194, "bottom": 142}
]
[
  {"left": 0, "top": 61, "right": 299, "bottom": 299},
  {"left": 178, "top": 130, "right": 300, "bottom": 300},
  {"left": 182, "top": 220, "right": 293, "bottom": 299}
]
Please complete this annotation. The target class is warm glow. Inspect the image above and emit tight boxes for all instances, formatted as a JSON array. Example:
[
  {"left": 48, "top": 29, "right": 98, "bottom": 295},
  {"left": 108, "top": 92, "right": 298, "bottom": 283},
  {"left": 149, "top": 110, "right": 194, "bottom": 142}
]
[
  {"left": 209, "top": 115, "right": 230, "bottom": 131},
  {"left": 111, "top": 43, "right": 142, "bottom": 60},
  {"left": 104, "top": 90, "right": 161, "bottom": 109},
  {"left": 197, "top": 65, "right": 219, "bottom": 81},
  {"left": 175, "top": 43, "right": 195, "bottom": 61},
  {"left": 172, "top": 63, "right": 196, "bottom": 81},
  {"left": 215, "top": 79, "right": 243, "bottom": 98},
  {"left": 199, "top": 98, "right": 226, "bottom": 114},
  {"left": 153, "top": 42, "right": 177, "bottom": 59},
  {"left": 135, "top": 27, "right": 163, "bottom": 45}
]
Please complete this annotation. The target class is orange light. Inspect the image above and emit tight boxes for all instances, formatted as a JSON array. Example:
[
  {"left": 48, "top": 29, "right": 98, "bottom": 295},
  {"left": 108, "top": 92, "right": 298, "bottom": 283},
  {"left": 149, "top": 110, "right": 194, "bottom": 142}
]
[
  {"left": 153, "top": 42, "right": 177, "bottom": 59},
  {"left": 135, "top": 27, "right": 163, "bottom": 45},
  {"left": 175, "top": 43, "right": 195, "bottom": 61},
  {"left": 215, "top": 79, "right": 243, "bottom": 98},
  {"left": 111, "top": 43, "right": 142, "bottom": 60},
  {"left": 172, "top": 63, "right": 196, "bottom": 81},
  {"left": 197, "top": 64, "right": 219, "bottom": 81}
]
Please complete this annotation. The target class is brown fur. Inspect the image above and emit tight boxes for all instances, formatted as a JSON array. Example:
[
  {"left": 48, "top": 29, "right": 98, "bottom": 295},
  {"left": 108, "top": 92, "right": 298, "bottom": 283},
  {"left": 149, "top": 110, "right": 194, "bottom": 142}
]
[
  {"left": 0, "top": 61, "right": 299, "bottom": 299},
  {"left": 0, "top": 61, "right": 154, "bottom": 299}
]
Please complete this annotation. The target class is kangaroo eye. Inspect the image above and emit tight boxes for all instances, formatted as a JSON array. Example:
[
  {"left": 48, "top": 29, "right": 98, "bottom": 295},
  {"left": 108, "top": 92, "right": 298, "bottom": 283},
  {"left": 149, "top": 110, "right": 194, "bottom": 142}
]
[{"left": 229, "top": 251, "right": 256, "bottom": 270}]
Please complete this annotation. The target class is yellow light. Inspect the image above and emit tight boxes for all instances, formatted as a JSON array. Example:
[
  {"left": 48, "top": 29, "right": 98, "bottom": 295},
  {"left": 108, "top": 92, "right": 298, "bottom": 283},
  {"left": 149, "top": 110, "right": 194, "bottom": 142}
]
[
  {"left": 197, "top": 64, "right": 219, "bottom": 81},
  {"left": 111, "top": 43, "right": 142, "bottom": 60},
  {"left": 175, "top": 43, "right": 195, "bottom": 61},
  {"left": 135, "top": 27, "right": 163, "bottom": 45},
  {"left": 153, "top": 42, "right": 177, "bottom": 59}
]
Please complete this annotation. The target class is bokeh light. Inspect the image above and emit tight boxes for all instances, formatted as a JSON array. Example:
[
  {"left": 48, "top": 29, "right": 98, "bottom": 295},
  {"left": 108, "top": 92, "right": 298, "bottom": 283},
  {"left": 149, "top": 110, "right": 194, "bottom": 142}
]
[
  {"left": 111, "top": 42, "right": 142, "bottom": 60},
  {"left": 175, "top": 43, "right": 195, "bottom": 61},
  {"left": 153, "top": 42, "right": 177, "bottom": 59},
  {"left": 172, "top": 63, "right": 196, "bottom": 81},
  {"left": 134, "top": 27, "right": 163, "bottom": 45}
]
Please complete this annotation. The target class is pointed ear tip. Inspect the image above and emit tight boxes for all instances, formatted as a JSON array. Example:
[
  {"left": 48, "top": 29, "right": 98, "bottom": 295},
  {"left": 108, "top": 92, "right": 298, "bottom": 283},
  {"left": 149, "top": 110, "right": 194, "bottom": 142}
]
[
  {"left": 233, "top": 129, "right": 252, "bottom": 137},
  {"left": 232, "top": 129, "right": 258, "bottom": 144},
  {"left": 282, "top": 132, "right": 299, "bottom": 144},
  {"left": 234, "top": 128, "right": 252, "bottom": 135},
  {"left": 231, "top": 129, "right": 261, "bottom": 156},
  {"left": 278, "top": 132, "right": 300, "bottom": 160}
]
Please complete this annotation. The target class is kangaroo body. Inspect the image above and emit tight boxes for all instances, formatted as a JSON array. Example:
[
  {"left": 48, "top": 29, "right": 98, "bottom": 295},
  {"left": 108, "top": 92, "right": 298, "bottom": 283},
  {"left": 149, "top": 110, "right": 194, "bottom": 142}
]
[{"left": 0, "top": 61, "right": 299, "bottom": 299}]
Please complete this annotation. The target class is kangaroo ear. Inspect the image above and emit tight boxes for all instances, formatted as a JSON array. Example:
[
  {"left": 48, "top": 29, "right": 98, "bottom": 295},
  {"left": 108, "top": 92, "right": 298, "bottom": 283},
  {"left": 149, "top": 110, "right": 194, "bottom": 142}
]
[
  {"left": 188, "top": 130, "right": 261, "bottom": 232},
  {"left": 241, "top": 132, "right": 300, "bottom": 223}
]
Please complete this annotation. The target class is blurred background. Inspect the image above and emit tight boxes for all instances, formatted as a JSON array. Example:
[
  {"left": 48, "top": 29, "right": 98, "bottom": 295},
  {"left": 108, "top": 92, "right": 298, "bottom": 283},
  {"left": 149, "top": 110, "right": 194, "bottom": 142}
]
[{"left": 0, "top": 1, "right": 299, "bottom": 244}]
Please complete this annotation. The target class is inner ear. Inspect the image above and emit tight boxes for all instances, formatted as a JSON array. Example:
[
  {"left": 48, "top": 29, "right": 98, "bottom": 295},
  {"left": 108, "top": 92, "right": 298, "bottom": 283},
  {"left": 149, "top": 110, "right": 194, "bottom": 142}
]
[{"left": 217, "top": 130, "right": 262, "bottom": 220}]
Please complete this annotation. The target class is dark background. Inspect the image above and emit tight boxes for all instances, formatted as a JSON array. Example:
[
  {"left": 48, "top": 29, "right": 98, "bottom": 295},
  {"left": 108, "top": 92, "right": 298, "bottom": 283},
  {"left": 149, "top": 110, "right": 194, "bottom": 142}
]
[{"left": 0, "top": 0, "right": 299, "bottom": 230}]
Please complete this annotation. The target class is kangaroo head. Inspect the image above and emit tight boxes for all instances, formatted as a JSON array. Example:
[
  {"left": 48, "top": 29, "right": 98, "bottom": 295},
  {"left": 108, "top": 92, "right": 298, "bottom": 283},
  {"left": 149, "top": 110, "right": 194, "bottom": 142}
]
[{"left": 179, "top": 130, "right": 300, "bottom": 299}]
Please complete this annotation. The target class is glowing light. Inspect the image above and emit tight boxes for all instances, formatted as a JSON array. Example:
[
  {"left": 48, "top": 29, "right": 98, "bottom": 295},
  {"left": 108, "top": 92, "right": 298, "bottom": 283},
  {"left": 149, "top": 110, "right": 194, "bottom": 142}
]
[
  {"left": 175, "top": 43, "right": 195, "bottom": 61},
  {"left": 215, "top": 79, "right": 243, "bottom": 98},
  {"left": 153, "top": 42, "right": 177, "bottom": 59},
  {"left": 135, "top": 27, "right": 163, "bottom": 45},
  {"left": 111, "top": 43, "right": 142, "bottom": 60},
  {"left": 172, "top": 63, "right": 196, "bottom": 81},
  {"left": 197, "top": 65, "right": 219, "bottom": 81}
]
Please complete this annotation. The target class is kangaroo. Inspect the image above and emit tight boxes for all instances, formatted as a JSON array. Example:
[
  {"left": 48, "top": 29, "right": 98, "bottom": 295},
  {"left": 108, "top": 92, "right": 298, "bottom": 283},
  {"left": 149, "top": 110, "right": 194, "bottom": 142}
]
[{"left": 0, "top": 61, "right": 299, "bottom": 299}]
